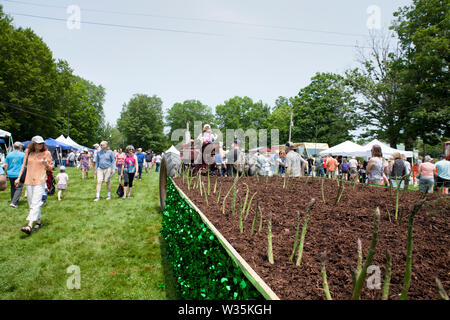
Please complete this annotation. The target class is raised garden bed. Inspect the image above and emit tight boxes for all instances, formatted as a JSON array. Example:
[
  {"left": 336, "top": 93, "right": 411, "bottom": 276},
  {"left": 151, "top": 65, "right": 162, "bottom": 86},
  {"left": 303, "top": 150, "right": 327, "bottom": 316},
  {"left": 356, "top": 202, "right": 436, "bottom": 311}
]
[{"left": 171, "top": 174, "right": 449, "bottom": 300}]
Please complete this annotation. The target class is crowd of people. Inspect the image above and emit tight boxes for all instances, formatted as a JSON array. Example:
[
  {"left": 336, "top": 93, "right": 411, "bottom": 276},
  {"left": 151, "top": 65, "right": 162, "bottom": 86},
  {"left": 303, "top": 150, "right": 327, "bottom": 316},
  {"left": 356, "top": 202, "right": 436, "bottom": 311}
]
[
  {"left": 1, "top": 134, "right": 449, "bottom": 236},
  {"left": 211, "top": 140, "right": 450, "bottom": 196},
  {"left": 0, "top": 136, "right": 163, "bottom": 235}
]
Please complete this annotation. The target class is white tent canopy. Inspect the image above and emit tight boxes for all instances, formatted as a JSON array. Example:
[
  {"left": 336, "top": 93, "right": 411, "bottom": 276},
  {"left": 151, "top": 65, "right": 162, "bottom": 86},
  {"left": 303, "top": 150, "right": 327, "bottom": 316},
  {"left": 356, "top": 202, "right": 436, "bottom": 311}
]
[
  {"left": 347, "top": 139, "right": 414, "bottom": 159},
  {"left": 0, "top": 128, "right": 14, "bottom": 153},
  {"left": 56, "top": 135, "right": 83, "bottom": 150},
  {"left": 0, "top": 129, "right": 12, "bottom": 137},
  {"left": 319, "top": 140, "right": 365, "bottom": 157}
]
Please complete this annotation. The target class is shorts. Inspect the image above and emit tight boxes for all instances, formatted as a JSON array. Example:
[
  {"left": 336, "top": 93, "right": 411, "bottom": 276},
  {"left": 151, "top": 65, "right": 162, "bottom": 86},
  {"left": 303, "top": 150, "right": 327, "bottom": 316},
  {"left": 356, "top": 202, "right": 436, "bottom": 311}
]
[
  {"left": 97, "top": 167, "right": 112, "bottom": 183},
  {"left": 419, "top": 177, "right": 434, "bottom": 193},
  {"left": 436, "top": 176, "right": 450, "bottom": 188},
  {"left": 144, "top": 162, "right": 152, "bottom": 168},
  {"left": 117, "top": 164, "right": 124, "bottom": 174},
  {"left": 350, "top": 168, "right": 357, "bottom": 175},
  {"left": 57, "top": 184, "right": 67, "bottom": 190}
]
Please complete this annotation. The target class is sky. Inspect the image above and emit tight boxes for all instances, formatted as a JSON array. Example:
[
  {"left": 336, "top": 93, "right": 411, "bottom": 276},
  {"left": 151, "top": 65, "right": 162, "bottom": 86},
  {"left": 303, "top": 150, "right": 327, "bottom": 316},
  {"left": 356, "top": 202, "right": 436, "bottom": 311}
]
[{"left": 1, "top": 0, "right": 411, "bottom": 127}]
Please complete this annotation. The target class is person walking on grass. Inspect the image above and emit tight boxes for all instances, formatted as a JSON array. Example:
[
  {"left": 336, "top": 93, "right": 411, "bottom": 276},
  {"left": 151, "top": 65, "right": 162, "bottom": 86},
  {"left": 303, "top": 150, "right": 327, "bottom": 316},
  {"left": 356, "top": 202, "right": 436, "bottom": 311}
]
[
  {"left": 326, "top": 154, "right": 338, "bottom": 180},
  {"left": 285, "top": 142, "right": 305, "bottom": 177},
  {"left": 366, "top": 145, "right": 388, "bottom": 186},
  {"left": 121, "top": 145, "right": 138, "bottom": 199},
  {"left": 136, "top": 148, "right": 145, "bottom": 180},
  {"left": 80, "top": 148, "right": 91, "bottom": 180},
  {"left": 145, "top": 150, "right": 153, "bottom": 173},
  {"left": 94, "top": 141, "right": 116, "bottom": 202},
  {"left": 92, "top": 143, "right": 100, "bottom": 179},
  {"left": 115, "top": 148, "right": 126, "bottom": 180},
  {"left": 349, "top": 156, "right": 358, "bottom": 182},
  {"left": 4, "top": 141, "right": 25, "bottom": 208},
  {"left": 435, "top": 154, "right": 450, "bottom": 194},
  {"left": 0, "top": 166, "right": 6, "bottom": 192},
  {"left": 340, "top": 157, "right": 350, "bottom": 181},
  {"left": 389, "top": 152, "right": 407, "bottom": 189},
  {"left": 15, "top": 136, "right": 53, "bottom": 234},
  {"left": 418, "top": 155, "right": 436, "bottom": 194},
  {"left": 154, "top": 153, "right": 162, "bottom": 172},
  {"left": 56, "top": 166, "right": 69, "bottom": 201}
]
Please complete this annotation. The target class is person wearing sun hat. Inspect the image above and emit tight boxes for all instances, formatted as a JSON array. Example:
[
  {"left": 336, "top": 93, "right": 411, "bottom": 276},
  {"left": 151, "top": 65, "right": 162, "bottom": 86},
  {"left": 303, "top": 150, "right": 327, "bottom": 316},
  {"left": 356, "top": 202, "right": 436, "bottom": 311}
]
[{"left": 15, "top": 135, "right": 53, "bottom": 234}]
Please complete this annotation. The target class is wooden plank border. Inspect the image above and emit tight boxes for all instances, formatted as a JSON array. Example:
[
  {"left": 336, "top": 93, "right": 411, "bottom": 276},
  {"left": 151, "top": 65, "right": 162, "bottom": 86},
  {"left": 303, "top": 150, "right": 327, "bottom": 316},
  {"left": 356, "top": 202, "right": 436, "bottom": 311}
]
[{"left": 171, "top": 178, "right": 280, "bottom": 300}]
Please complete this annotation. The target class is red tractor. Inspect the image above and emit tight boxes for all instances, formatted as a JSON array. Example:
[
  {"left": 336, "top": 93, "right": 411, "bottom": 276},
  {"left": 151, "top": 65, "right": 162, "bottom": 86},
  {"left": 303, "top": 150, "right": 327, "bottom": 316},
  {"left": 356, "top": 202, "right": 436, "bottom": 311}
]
[{"left": 180, "top": 140, "right": 218, "bottom": 175}]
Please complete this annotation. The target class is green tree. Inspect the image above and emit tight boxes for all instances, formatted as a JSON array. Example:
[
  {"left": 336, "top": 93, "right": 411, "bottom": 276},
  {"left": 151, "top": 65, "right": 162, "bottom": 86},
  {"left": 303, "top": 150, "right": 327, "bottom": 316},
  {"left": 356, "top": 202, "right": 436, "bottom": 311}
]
[
  {"left": 345, "top": 32, "right": 405, "bottom": 148},
  {"left": 290, "top": 72, "right": 357, "bottom": 146},
  {"left": 117, "top": 94, "right": 166, "bottom": 152},
  {"left": 391, "top": 0, "right": 450, "bottom": 151},
  {"left": 166, "top": 99, "right": 214, "bottom": 143},
  {"left": 266, "top": 96, "right": 291, "bottom": 144},
  {"left": 0, "top": 6, "right": 62, "bottom": 140},
  {"left": 215, "top": 96, "right": 270, "bottom": 147},
  {"left": 0, "top": 6, "right": 105, "bottom": 145}
]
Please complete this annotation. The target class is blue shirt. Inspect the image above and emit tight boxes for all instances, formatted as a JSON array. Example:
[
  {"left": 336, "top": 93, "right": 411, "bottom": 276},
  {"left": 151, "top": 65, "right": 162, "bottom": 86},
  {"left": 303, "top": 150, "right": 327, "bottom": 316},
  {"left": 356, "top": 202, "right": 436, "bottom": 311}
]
[
  {"left": 435, "top": 160, "right": 450, "bottom": 180},
  {"left": 136, "top": 153, "right": 145, "bottom": 164},
  {"left": 94, "top": 149, "right": 116, "bottom": 171},
  {"left": 5, "top": 151, "right": 25, "bottom": 178}
]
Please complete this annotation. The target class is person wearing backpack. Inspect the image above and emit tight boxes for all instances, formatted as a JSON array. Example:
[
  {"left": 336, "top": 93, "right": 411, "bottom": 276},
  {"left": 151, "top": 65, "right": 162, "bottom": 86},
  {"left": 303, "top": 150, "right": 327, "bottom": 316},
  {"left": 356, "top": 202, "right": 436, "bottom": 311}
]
[{"left": 390, "top": 152, "right": 407, "bottom": 188}]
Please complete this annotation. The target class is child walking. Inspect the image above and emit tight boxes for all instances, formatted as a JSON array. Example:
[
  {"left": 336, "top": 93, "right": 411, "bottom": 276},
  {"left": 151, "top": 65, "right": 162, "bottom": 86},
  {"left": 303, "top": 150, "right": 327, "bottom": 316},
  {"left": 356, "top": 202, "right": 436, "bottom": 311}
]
[{"left": 56, "top": 166, "right": 69, "bottom": 201}]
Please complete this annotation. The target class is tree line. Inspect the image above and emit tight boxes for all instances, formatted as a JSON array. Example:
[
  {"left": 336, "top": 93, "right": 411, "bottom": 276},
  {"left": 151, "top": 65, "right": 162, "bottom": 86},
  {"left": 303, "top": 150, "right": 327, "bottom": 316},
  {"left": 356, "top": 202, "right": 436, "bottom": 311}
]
[{"left": 0, "top": 6, "right": 106, "bottom": 147}]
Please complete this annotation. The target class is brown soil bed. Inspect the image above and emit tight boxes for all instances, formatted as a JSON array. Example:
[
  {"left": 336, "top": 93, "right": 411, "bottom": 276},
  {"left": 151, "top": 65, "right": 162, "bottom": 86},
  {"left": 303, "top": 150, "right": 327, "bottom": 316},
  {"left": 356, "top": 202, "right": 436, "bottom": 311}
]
[{"left": 172, "top": 176, "right": 449, "bottom": 300}]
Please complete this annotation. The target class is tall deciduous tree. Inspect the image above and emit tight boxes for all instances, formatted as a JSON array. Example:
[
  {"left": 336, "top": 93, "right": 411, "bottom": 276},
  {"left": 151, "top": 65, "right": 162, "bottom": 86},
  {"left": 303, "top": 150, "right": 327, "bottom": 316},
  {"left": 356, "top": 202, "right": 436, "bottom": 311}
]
[
  {"left": 215, "top": 96, "right": 270, "bottom": 147},
  {"left": 117, "top": 94, "right": 166, "bottom": 152},
  {"left": 266, "top": 96, "right": 291, "bottom": 144},
  {"left": 166, "top": 99, "right": 214, "bottom": 143},
  {"left": 345, "top": 32, "right": 404, "bottom": 148},
  {"left": 290, "top": 72, "right": 357, "bottom": 147},
  {"left": 391, "top": 0, "right": 450, "bottom": 151}
]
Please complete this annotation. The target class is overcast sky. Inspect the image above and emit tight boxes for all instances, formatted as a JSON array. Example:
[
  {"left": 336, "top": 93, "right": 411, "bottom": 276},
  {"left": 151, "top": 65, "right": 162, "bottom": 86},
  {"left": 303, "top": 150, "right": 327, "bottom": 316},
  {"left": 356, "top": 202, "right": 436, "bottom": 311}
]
[{"left": 2, "top": 0, "right": 411, "bottom": 126}]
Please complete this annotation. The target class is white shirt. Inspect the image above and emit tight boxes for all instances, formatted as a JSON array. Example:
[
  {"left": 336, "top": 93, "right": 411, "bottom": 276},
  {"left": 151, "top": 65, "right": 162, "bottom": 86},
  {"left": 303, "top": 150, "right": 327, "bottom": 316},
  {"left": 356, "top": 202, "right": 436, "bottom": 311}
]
[{"left": 349, "top": 158, "right": 358, "bottom": 168}]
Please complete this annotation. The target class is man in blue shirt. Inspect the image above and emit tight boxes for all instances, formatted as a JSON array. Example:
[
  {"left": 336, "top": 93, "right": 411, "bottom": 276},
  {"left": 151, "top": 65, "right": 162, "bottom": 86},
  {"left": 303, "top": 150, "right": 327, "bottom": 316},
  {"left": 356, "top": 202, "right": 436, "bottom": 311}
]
[
  {"left": 94, "top": 141, "right": 116, "bottom": 201},
  {"left": 135, "top": 148, "right": 145, "bottom": 180},
  {"left": 4, "top": 142, "right": 25, "bottom": 207},
  {"left": 435, "top": 154, "right": 450, "bottom": 195}
]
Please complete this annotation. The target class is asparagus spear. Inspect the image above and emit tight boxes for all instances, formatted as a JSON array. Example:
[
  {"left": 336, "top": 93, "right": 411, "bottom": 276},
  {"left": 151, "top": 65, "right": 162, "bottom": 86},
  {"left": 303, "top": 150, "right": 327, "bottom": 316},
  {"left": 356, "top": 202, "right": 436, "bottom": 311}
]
[{"left": 400, "top": 198, "right": 426, "bottom": 300}]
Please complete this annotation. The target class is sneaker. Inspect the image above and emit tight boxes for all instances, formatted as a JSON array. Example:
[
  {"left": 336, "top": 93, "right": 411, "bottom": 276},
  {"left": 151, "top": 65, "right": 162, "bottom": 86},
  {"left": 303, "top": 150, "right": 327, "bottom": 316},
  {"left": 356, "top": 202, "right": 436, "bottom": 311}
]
[
  {"left": 106, "top": 196, "right": 111, "bottom": 200},
  {"left": 94, "top": 197, "right": 100, "bottom": 202},
  {"left": 9, "top": 203, "right": 18, "bottom": 208}
]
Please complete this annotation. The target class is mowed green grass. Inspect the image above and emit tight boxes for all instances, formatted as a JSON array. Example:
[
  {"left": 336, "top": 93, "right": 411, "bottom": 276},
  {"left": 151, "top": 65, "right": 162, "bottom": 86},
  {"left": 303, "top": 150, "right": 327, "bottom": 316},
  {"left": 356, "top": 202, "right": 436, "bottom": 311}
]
[{"left": 0, "top": 167, "right": 178, "bottom": 299}]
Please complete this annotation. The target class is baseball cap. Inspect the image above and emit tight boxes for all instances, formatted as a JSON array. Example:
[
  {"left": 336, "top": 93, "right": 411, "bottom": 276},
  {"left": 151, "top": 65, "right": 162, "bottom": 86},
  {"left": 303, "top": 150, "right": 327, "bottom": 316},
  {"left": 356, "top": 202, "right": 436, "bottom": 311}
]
[
  {"left": 13, "top": 141, "right": 23, "bottom": 147},
  {"left": 439, "top": 154, "right": 446, "bottom": 159},
  {"left": 31, "top": 136, "right": 45, "bottom": 144},
  {"left": 93, "top": 143, "right": 99, "bottom": 147}
]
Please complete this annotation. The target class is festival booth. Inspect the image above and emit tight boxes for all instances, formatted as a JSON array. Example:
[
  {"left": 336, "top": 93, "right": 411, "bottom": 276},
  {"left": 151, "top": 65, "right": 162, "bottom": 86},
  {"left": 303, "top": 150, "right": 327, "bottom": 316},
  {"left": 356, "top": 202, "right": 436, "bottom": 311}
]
[
  {"left": 319, "top": 140, "right": 365, "bottom": 157},
  {"left": 346, "top": 139, "right": 414, "bottom": 160},
  {"left": 0, "top": 128, "right": 13, "bottom": 154}
]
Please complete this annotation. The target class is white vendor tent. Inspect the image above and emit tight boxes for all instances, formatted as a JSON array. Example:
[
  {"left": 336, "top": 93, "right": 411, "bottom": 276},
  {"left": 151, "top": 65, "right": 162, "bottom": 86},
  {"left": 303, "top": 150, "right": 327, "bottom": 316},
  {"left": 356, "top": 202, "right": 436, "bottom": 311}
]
[
  {"left": 56, "top": 135, "right": 83, "bottom": 150},
  {"left": 65, "top": 136, "right": 84, "bottom": 150},
  {"left": 319, "top": 140, "right": 365, "bottom": 157},
  {"left": 347, "top": 139, "right": 414, "bottom": 159},
  {"left": 0, "top": 128, "right": 14, "bottom": 153}
]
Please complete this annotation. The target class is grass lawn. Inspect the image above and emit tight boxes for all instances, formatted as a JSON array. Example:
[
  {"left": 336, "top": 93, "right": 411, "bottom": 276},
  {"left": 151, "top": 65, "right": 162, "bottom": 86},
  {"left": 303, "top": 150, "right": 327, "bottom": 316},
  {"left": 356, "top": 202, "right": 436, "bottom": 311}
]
[{"left": 0, "top": 167, "right": 178, "bottom": 299}]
